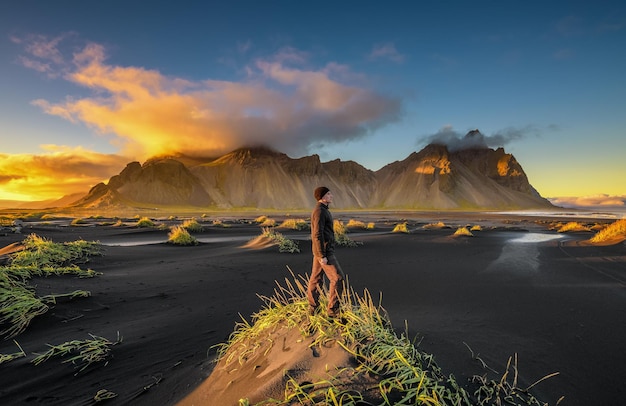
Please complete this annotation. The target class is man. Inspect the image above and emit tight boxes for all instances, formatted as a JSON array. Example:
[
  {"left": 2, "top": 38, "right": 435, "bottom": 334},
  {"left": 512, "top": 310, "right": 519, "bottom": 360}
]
[{"left": 307, "top": 186, "right": 346, "bottom": 317}]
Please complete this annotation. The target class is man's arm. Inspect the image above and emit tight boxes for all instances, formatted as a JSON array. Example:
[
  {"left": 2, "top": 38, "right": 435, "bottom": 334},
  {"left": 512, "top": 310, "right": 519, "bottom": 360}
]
[{"left": 311, "top": 206, "right": 325, "bottom": 258}]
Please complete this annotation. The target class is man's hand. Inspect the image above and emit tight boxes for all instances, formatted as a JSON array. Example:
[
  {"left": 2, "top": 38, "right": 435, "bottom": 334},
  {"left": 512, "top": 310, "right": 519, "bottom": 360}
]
[{"left": 319, "top": 257, "right": 328, "bottom": 265}]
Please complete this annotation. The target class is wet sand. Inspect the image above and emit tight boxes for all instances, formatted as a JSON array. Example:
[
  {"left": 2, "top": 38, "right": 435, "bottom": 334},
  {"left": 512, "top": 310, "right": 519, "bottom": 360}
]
[{"left": 0, "top": 212, "right": 624, "bottom": 405}]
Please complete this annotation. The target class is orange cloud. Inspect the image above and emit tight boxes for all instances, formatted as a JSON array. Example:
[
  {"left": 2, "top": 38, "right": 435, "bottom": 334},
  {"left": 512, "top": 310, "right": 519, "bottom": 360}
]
[
  {"left": 0, "top": 146, "right": 129, "bottom": 201},
  {"left": 21, "top": 37, "right": 402, "bottom": 161}
]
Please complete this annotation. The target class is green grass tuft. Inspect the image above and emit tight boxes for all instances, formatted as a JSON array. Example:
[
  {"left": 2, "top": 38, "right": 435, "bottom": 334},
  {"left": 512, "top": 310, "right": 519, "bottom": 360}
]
[
  {"left": 260, "top": 227, "right": 300, "bottom": 253},
  {"left": 32, "top": 332, "right": 121, "bottom": 372},
  {"left": 168, "top": 226, "right": 199, "bottom": 245},
  {"left": 135, "top": 217, "right": 155, "bottom": 227},
  {"left": 334, "top": 220, "right": 363, "bottom": 247},
  {"left": 181, "top": 218, "right": 203, "bottom": 232}
]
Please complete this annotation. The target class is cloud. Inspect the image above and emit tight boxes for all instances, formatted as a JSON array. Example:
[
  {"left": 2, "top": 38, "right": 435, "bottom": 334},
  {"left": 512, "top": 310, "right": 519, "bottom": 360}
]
[
  {"left": 548, "top": 194, "right": 626, "bottom": 208},
  {"left": 369, "top": 43, "right": 405, "bottom": 63},
  {"left": 0, "top": 147, "right": 129, "bottom": 200},
  {"left": 418, "top": 126, "right": 533, "bottom": 152},
  {"left": 18, "top": 35, "right": 403, "bottom": 160}
]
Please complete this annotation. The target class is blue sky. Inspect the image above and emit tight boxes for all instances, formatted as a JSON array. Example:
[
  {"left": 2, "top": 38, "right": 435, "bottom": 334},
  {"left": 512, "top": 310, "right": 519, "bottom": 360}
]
[{"left": 0, "top": 0, "right": 625, "bottom": 205}]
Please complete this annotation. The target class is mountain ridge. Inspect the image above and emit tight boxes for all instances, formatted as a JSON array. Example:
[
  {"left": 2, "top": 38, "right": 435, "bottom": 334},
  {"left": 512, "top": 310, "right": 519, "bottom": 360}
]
[{"left": 3, "top": 131, "right": 555, "bottom": 210}]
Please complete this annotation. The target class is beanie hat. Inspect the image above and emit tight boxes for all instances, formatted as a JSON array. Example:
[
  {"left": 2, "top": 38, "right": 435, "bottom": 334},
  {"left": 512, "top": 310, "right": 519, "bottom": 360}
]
[{"left": 314, "top": 186, "right": 330, "bottom": 201}]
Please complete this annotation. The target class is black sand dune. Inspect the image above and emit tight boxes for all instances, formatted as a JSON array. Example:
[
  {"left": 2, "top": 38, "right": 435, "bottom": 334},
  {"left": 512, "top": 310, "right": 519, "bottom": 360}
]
[{"left": 0, "top": 213, "right": 624, "bottom": 405}]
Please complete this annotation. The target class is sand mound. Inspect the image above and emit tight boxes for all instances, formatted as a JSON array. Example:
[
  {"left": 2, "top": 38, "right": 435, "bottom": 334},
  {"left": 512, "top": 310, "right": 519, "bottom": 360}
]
[
  {"left": 241, "top": 235, "right": 277, "bottom": 250},
  {"left": 0, "top": 242, "right": 24, "bottom": 264},
  {"left": 179, "top": 321, "right": 364, "bottom": 405}
]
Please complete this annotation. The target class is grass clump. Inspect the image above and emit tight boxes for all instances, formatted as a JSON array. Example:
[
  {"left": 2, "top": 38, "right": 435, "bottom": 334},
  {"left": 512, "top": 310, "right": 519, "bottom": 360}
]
[
  {"left": 135, "top": 217, "right": 154, "bottom": 228},
  {"left": 9, "top": 234, "right": 102, "bottom": 271},
  {"left": 453, "top": 227, "right": 474, "bottom": 237},
  {"left": 70, "top": 218, "right": 88, "bottom": 226},
  {"left": 334, "top": 220, "right": 362, "bottom": 247},
  {"left": 182, "top": 218, "right": 203, "bottom": 232},
  {"left": 259, "top": 218, "right": 276, "bottom": 227},
  {"left": 278, "top": 218, "right": 309, "bottom": 230},
  {"left": 260, "top": 228, "right": 300, "bottom": 253},
  {"left": 212, "top": 219, "right": 231, "bottom": 228},
  {"left": 168, "top": 226, "right": 199, "bottom": 245},
  {"left": 589, "top": 219, "right": 626, "bottom": 243},
  {"left": 557, "top": 222, "right": 590, "bottom": 233},
  {"left": 423, "top": 221, "right": 447, "bottom": 230},
  {"left": 32, "top": 332, "right": 121, "bottom": 373},
  {"left": 216, "top": 274, "right": 555, "bottom": 405},
  {"left": 0, "top": 234, "right": 102, "bottom": 338},
  {"left": 0, "top": 280, "right": 50, "bottom": 338},
  {"left": 346, "top": 219, "right": 366, "bottom": 229},
  {"left": 470, "top": 225, "right": 482, "bottom": 231},
  {"left": 392, "top": 222, "right": 409, "bottom": 233}
]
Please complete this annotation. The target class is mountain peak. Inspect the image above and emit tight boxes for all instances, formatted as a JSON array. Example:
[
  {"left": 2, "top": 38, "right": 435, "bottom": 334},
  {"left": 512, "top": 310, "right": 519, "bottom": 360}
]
[{"left": 62, "top": 142, "right": 552, "bottom": 211}]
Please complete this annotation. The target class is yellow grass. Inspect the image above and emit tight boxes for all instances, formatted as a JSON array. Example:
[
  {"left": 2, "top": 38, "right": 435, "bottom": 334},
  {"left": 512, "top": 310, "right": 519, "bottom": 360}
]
[
  {"left": 70, "top": 218, "right": 88, "bottom": 226},
  {"left": 181, "top": 218, "right": 203, "bottom": 232},
  {"left": 422, "top": 221, "right": 446, "bottom": 229},
  {"left": 278, "top": 218, "right": 309, "bottom": 230},
  {"left": 589, "top": 219, "right": 626, "bottom": 243},
  {"left": 557, "top": 222, "right": 590, "bottom": 233},
  {"left": 470, "top": 225, "right": 482, "bottom": 231},
  {"left": 392, "top": 222, "right": 409, "bottom": 233},
  {"left": 346, "top": 219, "right": 366, "bottom": 229},
  {"left": 168, "top": 226, "right": 198, "bottom": 245},
  {"left": 453, "top": 227, "right": 474, "bottom": 237},
  {"left": 135, "top": 217, "right": 154, "bottom": 228}
]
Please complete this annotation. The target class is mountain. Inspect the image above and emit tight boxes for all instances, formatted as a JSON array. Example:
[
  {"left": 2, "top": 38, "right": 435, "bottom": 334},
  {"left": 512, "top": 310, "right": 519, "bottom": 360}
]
[{"left": 68, "top": 134, "right": 553, "bottom": 210}]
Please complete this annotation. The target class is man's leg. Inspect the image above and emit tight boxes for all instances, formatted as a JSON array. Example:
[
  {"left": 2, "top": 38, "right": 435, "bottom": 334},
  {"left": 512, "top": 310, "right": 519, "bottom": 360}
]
[
  {"left": 307, "top": 257, "right": 324, "bottom": 313},
  {"left": 324, "top": 255, "right": 345, "bottom": 315}
]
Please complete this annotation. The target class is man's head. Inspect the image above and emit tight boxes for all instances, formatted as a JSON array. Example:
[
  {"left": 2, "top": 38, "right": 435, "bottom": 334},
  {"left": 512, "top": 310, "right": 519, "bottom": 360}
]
[{"left": 314, "top": 186, "right": 332, "bottom": 204}]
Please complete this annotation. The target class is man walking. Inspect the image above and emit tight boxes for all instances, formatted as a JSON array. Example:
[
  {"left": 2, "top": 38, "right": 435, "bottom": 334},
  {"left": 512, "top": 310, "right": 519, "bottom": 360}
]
[{"left": 307, "top": 186, "right": 345, "bottom": 317}]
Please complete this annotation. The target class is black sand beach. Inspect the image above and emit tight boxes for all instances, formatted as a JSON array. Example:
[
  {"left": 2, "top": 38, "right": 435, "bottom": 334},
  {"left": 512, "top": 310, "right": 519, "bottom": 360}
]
[{"left": 0, "top": 212, "right": 624, "bottom": 405}]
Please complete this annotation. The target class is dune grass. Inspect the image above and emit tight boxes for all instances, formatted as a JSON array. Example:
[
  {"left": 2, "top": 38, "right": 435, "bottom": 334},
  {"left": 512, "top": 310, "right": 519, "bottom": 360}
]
[
  {"left": 470, "top": 225, "right": 482, "bottom": 231},
  {"left": 215, "top": 273, "right": 556, "bottom": 406},
  {"left": 453, "top": 227, "right": 474, "bottom": 237},
  {"left": 556, "top": 222, "right": 590, "bottom": 233},
  {"left": 346, "top": 219, "right": 375, "bottom": 230},
  {"left": 392, "top": 222, "right": 409, "bottom": 233},
  {"left": 181, "top": 218, "right": 203, "bottom": 232},
  {"left": 589, "top": 219, "right": 626, "bottom": 243},
  {"left": 0, "top": 234, "right": 101, "bottom": 338},
  {"left": 278, "top": 218, "right": 309, "bottom": 230},
  {"left": 70, "top": 218, "right": 88, "bottom": 226},
  {"left": 135, "top": 216, "right": 155, "bottom": 227},
  {"left": 334, "top": 220, "right": 362, "bottom": 247},
  {"left": 260, "top": 227, "right": 300, "bottom": 253},
  {"left": 423, "top": 222, "right": 447, "bottom": 230},
  {"left": 168, "top": 225, "right": 199, "bottom": 245},
  {"left": 32, "top": 332, "right": 121, "bottom": 373}
]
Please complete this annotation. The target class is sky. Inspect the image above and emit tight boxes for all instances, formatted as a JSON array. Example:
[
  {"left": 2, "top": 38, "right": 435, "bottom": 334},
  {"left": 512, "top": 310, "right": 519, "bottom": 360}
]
[{"left": 1, "top": 0, "right": 625, "bottom": 207}]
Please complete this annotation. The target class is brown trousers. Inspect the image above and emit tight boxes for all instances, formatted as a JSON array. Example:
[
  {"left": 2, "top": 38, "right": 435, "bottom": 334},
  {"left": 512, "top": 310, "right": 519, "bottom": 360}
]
[{"left": 307, "top": 254, "right": 345, "bottom": 312}]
